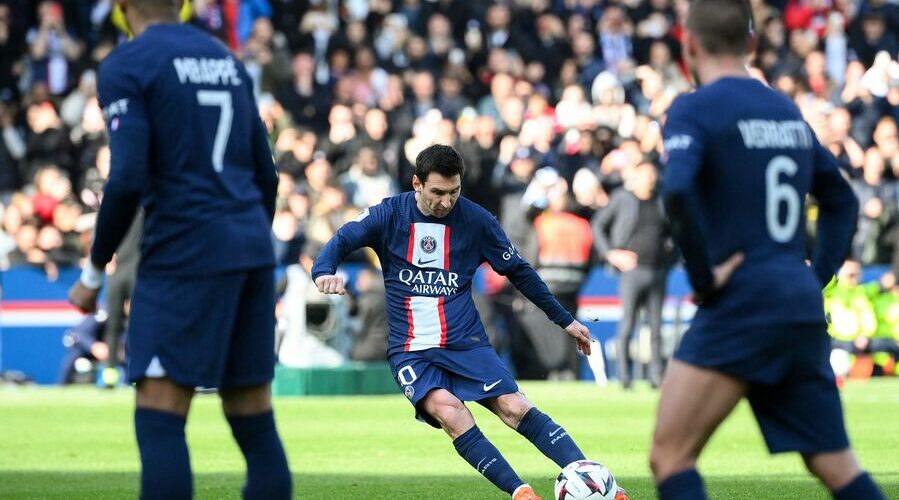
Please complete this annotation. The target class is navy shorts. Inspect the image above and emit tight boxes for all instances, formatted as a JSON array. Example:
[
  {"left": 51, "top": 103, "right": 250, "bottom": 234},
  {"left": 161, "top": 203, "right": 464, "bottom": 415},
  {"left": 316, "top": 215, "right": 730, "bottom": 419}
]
[
  {"left": 675, "top": 323, "right": 850, "bottom": 454},
  {"left": 388, "top": 346, "right": 519, "bottom": 428},
  {"left": 127, "top": 267, "right": 276, "bottom": 389}
]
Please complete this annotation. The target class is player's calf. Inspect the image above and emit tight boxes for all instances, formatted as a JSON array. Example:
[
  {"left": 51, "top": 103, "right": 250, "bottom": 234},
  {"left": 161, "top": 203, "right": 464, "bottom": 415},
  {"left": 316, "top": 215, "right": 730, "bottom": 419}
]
[
  {"left": 803, "top": 450, "right": 885, "bottom": 500},
  {"left": 222, "top": 384, "right": 292, "bottom": 500}
]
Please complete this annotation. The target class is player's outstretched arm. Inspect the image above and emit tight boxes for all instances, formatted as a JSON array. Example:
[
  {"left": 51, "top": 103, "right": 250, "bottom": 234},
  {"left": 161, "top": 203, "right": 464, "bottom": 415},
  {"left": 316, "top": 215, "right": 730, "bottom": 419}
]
[{"left": 479, "top": 214, "right": 589, "bottom": 352}]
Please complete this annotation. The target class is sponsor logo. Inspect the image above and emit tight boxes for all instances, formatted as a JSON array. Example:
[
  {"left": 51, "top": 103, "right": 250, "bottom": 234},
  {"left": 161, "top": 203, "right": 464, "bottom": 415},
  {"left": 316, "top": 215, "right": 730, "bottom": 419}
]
[
  {"left": 417, "top": 258, "right": 437, "bottom": 266},
  {"left": 398, "top": 268, "right": 459, "bottom": 296},
  {"left": 501, "top": 245, "right": 518, "bottom": 261},
  {"left": 420, "top": 236, "right": 437, "bottom": 254},
  {"left": 548, "top": 427, "right": 563, "bottom": 437},
  {"left": 404, "top": 385, "right": 415, "bottom": 399},
  {"left": 353, "top": 208, "right": 370, "bottom": 222},
  {"left": 483, "top": 380, "right": 502, "bottom": 392}
]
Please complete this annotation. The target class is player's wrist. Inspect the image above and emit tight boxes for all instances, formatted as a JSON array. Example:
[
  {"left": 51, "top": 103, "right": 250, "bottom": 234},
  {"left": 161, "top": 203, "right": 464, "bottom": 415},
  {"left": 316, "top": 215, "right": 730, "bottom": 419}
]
[{"left": 80, "top": 263, "right": 105, "bottom": 290}]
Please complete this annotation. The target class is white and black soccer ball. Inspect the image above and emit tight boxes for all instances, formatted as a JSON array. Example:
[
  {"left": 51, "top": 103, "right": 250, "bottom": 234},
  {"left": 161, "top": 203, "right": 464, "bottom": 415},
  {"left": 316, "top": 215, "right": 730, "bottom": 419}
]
[{"left": 554, "top": 460, "right": 618, "bottom": 500}]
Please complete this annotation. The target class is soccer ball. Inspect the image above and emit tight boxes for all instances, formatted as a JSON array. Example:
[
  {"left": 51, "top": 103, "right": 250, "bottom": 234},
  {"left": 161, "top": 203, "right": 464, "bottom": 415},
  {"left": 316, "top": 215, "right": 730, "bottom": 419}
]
[{"left": 554, "top": 460, "right": 618, "bottom": 500}]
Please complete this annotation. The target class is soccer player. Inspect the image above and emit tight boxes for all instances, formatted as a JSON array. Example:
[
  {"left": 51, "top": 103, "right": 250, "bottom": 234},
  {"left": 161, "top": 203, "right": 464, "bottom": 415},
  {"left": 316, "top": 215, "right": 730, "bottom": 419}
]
[
  {"left": 67, "top": 1, "right": 292, "bottom": 499},
  {"left": 313, "top": 144, "right": 626, "bottom": 500},
  {"left": 649, "top": 1, "right": 886, "bottom": 499}
]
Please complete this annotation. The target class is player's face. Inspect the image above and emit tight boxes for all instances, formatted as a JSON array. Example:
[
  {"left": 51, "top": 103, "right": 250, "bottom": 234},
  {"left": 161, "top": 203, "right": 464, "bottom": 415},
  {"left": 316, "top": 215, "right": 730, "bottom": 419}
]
[{"left": 413, "top": 172, "right": 461, "bottom": 218}]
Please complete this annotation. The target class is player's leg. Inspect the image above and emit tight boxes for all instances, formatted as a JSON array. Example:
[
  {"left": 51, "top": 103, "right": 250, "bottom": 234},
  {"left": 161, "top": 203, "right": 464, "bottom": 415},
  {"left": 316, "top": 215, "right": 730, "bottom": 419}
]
[
  {"left": 650, "top": 360, "right": 746, "bottom": 500},
  {"left": 801, "top": 450, "right": 883, "bottom": 499},
  {"left": 422, "top": 388, "right": 528, "bottom": 497},
  {"left": 134, "top": 377, "right": 196, "bottom": 500},
  {"left": 750, "top": 327, "right": 885, "bottom": 500},
  {"left": 481, "top": 392, "right": 587, "bottom": 468},
  {"left": 221, "top": 267, "right": 291, "bottom": 500}
]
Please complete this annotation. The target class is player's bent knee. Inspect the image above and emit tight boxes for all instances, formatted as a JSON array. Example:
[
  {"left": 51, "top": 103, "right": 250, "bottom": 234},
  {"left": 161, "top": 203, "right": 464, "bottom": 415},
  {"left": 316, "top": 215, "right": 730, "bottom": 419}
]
[
  {"left": 136, "top": 377, "right": 194, "bottom": 416},
  {"left": 494, "top": 393, "right": 533, "bottom": 427},
  {"left": 422, "top": 390, "right": 472, "bottom": 436},
  {"left": 220, "top": 383, "right": 273, "bottom": 416}
]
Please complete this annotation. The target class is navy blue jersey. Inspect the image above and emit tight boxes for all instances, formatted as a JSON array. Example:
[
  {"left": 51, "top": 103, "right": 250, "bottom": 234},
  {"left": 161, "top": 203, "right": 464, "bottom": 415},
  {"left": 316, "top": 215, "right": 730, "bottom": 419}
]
[
  {"left": 312, "top": 192, "right": 574, "bottom": 356},
  {"left": 662, "top": 77, "right": 857, "bottom": 332},
  {"left": 92, "top": 23, "right": 277, "bottom": 276}
]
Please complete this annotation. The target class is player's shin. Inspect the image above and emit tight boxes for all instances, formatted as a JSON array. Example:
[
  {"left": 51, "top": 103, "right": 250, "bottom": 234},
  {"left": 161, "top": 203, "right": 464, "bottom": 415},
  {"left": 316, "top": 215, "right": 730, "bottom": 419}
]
[
  {"left": 134, "top": 408, "right": 193, "bottom": 500},
  {"left": 453, "top": 426, "right": 525, "bottom": 494},
  {"left": 516, "top": 407, "right": 586, "bottom": 468},
  {"left": 227, "top": 411, "right": 293, "bottom": 500}
]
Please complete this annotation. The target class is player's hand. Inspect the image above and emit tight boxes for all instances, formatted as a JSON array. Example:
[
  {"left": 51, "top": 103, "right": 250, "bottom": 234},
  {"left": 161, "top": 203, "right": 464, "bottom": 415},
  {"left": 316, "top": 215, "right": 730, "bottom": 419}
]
[
  {"left": 692, "top": 252, "right": 744, "bottom": 305},
  {"left": 564, "top": 320, "right": 592, "bottom": 356},
  {"left": 68, "top": 281, "right": 100, "bottom": 313},
  {"left": 315, "top": 275, "right": 346, "bottom": 295},
  {"left": 607, "top": 249, "right": 638, "bottom": 272}
]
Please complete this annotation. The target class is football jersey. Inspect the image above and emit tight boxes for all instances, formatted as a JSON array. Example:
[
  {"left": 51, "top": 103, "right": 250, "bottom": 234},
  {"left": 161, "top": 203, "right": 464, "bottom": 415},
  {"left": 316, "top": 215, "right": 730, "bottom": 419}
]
[
  {"left": 92, "top": 23, "right": 276, "bottom": 276},
  {"left": 312, "top": 192, "right": 574, "bottom": 355},
  {"left": 662, "top": 77, "right": 858, "bottom": 332}
]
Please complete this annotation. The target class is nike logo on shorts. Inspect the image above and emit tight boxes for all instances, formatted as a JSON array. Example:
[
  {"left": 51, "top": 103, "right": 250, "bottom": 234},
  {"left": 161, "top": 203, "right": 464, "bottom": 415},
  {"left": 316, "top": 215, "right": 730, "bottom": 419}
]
[
  {"left": 548, "top": 427, "right": 563, "bottom": 437},
  {"left": 483, "top": 379, "right": 502, "bottom": 391}
]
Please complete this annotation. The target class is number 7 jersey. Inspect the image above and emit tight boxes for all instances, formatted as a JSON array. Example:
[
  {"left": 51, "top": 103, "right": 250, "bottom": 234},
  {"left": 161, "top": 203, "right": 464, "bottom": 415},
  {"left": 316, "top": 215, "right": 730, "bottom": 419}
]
[
  {"left": 661, "top": 77, "right": 858, "bottom": 333},
  {"left": 97, "top": 23, "right": 275, "bottom": 276}
]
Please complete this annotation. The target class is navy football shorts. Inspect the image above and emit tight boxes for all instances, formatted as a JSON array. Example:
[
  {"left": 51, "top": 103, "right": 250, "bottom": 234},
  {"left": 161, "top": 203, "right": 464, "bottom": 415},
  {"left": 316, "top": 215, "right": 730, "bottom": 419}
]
[
  {"left": 388, "top": 346, "right": 519, "bottom": 428},
  {"left": 127, "top": 267, "right": 276, "bottom": 389},
  {"left": 675, "top": 323, "right": 850, "bottom": 454}
]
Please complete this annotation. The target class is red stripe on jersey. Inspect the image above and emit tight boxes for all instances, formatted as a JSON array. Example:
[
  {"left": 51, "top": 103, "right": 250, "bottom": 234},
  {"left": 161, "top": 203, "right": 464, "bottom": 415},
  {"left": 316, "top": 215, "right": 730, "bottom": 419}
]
[
  {"left": 443, "top": 225, "right": 451, "bottom": 270},
  {"left": 437, "top": 296, "right": 448, "bottom": 348},
  {"left": 406, "top": 223, "right": 416, "bottom": 263},
  {"left": 404, "top": 296, "right": 415, "bottom": 351}
]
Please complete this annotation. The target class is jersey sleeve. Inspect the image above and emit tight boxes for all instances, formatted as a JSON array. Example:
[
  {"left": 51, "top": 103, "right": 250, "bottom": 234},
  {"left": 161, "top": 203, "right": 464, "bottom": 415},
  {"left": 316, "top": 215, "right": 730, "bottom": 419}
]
[
  {"left": 480, "top": 213, "right": 574, "bottom": 328},
  {"left": 661, "top": 96, "right": 716, "bottom": 296},
  {"left": 311, "top": 203, "right": 387, "bottom": 280},
  {"left": 809, "top": 133, "right": 859, "bottom": 286},
  {"left": 241, "top": 65, "right": 277, "bottom": 223},
  {"left": 90, "top": 55, "right": 150, "bottom": 268}
]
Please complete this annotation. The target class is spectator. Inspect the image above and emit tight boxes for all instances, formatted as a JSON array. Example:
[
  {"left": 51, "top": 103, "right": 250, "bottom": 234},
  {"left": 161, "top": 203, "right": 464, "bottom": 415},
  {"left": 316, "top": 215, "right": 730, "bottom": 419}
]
[
  {"left": 26, "top": 1, "right": 85, "bottom": 96},
  {"left": 592, "top": 161, "right": 675, "bottom": 389},
  {"left": 340, "top": 146, "right": 397, "bottom": 209}
]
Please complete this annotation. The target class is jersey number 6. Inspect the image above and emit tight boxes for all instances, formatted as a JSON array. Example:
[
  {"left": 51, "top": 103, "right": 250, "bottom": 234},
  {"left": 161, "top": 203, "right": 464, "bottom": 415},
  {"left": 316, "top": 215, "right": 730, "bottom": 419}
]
[{"left": 765, "top": 155, "right": 800, "bottom": 243}]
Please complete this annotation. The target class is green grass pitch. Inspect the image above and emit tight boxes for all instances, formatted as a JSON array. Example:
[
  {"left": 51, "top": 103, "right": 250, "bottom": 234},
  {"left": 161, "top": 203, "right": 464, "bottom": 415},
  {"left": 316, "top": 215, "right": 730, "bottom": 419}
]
[{"left": 1, "top": 380, "right": 897, "bottom": 499}]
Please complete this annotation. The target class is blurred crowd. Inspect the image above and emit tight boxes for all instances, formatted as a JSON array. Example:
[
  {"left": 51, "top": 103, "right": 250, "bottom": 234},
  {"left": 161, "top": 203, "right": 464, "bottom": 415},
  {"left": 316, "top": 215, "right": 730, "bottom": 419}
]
[{"left": 3, "top": 0, "right": 899, "bottom": 377}]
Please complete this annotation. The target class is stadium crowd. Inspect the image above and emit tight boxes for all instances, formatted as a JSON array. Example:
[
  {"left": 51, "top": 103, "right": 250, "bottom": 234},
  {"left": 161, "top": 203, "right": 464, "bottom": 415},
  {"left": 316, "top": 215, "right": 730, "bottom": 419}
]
[{"left": 2, "top": 0, "right": 899, "bottom": 379}]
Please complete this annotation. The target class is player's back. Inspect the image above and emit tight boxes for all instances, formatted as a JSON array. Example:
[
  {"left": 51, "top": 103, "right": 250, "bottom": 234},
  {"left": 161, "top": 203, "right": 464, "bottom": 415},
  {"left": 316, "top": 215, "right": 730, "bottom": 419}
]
[
  {"left": 663, "top": 77, "right": 846, "bottom": 332},
  {"left": 99, "top": 24, "right": 273, "bottom": 275}
]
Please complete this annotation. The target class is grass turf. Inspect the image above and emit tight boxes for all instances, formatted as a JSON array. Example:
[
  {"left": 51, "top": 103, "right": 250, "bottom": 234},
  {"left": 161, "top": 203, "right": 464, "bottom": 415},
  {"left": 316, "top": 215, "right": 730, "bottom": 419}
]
[{"left": 1, "top": 380, "right": 897, "bottom": 499}]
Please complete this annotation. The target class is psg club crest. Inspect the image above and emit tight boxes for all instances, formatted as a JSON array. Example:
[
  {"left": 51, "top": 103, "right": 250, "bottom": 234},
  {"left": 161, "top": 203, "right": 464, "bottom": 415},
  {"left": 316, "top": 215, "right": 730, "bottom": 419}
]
[
  {"left": 420, "top": 236, "right": 437, "bottom": 254},
  {"left": 404, "top": 385, "right": 415, "bottom": 399}
]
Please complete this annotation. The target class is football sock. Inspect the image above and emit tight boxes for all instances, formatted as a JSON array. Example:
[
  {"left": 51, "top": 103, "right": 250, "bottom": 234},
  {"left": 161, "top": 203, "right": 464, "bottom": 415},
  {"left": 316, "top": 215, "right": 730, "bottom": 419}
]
[
  {"left": 134, "top": 408, "right": 192, "bottom": 500},
  {"left": 833, "top": 472, "right": 885, "bottom": 500},
  {"left": 227, "top": 411, "right": 293, "bottom": 500},
  {"left": 453, "top": 426, "right": 524, "bottom": 494},
  {"left": 516, "top": 407, "right": 586, "bottom": 468},
  {"left": 657, "top": 468, "right": 706, "bottom": 500}
]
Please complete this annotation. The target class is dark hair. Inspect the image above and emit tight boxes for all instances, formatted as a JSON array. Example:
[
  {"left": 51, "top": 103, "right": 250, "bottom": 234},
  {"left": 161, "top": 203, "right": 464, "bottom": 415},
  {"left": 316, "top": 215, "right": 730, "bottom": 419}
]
[
  {"left": 414, "top": 144, "right": 465, "bottom": 181},
  {"left": 686, "top": 0, "right": 753, "bottom": 56}
]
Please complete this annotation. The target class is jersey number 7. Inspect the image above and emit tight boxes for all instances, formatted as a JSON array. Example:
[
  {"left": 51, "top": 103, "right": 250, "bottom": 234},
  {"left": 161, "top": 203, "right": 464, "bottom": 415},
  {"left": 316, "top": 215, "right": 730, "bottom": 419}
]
[{"left": 197, "top": 90, "right": 233, "bottom": 173}]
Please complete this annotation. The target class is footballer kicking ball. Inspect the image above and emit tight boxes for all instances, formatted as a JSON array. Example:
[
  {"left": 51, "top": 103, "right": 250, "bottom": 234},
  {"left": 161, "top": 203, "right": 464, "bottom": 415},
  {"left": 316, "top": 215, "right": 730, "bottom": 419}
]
[{"left": 554, "top": 460, "right": 621, "bottom": 500}]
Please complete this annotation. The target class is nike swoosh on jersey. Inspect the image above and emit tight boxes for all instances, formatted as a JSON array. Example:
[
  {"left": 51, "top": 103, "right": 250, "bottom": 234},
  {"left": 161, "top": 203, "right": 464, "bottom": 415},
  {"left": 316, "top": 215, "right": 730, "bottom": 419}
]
[
  {"left": 483, "top": 379, "right": 502, "bottom": 391},
  {"left": 417, "top": 257, "right": 438, "bottom": 266}
]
